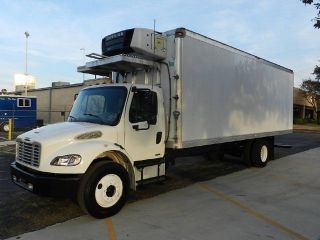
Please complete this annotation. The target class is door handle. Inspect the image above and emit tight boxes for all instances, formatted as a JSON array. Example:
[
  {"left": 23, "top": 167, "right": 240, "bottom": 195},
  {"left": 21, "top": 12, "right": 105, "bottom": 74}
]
[{"left": 156, "top": 132, "right": 162, "bottom": 144}]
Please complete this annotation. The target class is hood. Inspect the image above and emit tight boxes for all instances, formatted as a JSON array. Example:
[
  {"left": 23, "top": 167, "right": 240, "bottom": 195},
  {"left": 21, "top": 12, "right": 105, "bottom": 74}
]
[{"left": 17, "top": 122, "right": 117, "bottom": 145}]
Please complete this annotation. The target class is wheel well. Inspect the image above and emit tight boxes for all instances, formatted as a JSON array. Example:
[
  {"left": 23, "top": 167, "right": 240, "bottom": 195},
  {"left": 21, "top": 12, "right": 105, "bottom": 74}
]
[{"left": 90, "top": 151, "right": 136, "bottom": 190}]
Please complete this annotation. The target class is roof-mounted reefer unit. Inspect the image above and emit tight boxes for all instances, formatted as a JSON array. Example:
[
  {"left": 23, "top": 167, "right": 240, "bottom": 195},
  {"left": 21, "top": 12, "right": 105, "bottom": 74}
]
[{"left": 101, "top": 28, "right": 167, "bottom": 61}]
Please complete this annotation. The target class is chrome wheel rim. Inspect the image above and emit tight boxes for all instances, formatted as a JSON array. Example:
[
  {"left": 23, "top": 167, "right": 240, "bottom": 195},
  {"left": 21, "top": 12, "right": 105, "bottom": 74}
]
[{"left": 260, "top": 145, "right": 268, "bottom": 163}]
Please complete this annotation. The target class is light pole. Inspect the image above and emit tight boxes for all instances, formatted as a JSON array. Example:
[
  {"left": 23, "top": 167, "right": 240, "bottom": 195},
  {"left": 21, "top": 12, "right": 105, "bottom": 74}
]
[
  {"left": 80, "top": 48, "right": 85, "bottom": 81},
  {"left": 24, "top": 31, "right": 30, "bottom": 96}
]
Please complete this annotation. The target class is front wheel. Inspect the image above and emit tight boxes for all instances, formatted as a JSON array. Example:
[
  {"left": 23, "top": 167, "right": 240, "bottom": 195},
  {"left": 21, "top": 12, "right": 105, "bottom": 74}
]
[{"left": 77, "top": 161, "right": 129, "bottom": 219}]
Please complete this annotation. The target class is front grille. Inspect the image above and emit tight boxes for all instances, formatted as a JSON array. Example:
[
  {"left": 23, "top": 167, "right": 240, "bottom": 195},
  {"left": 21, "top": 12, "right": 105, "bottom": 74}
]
[{"left": 17, "top": 140, "right": 41, "bottom": 167}]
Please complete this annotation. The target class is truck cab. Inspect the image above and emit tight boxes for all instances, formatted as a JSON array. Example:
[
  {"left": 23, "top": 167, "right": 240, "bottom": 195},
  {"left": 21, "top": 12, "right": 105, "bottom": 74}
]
[
  {"left": 11, "top": 83, "right": 166, "bottom": 218},
  {"left": 11, "top": 28, "right": 171, "bottom": 218}
]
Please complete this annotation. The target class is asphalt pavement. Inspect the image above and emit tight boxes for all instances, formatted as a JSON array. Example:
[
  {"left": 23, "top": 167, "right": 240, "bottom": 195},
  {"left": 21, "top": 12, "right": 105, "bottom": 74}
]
[
  {"left": 0, "top": 132, "right": 320, "bottom": 239},
  {"left": 5, "top": 143, "right": 320, "bottom": 240}
]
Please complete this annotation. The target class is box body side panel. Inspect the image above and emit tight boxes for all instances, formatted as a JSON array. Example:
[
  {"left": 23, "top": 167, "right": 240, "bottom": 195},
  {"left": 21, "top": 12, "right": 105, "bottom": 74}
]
[{"left": 180, "top": 35, "right": 293, "bottom": 147}]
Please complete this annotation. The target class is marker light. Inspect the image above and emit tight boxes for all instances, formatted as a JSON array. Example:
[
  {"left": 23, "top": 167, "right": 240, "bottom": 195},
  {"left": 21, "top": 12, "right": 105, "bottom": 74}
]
[{"left": 75, "top": 131, "right": 102, "bottom": 140}]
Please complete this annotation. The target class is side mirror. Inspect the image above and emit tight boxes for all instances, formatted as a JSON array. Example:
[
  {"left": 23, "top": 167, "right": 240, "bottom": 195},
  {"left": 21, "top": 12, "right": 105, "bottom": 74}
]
[{"left": 132, "top": 121, "right": 150, "bottom": 131}]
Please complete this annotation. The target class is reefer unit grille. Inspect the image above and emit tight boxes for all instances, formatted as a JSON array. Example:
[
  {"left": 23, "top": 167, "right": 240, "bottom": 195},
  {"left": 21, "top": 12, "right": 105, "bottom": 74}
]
[{"left": 16, "top": 140, "right": 41, "bottom": 167}]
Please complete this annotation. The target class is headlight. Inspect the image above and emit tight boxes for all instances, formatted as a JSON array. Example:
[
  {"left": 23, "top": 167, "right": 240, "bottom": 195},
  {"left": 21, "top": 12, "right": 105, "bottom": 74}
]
[{"left": 51, "top": 154, "right": 82, "bottom": 166}]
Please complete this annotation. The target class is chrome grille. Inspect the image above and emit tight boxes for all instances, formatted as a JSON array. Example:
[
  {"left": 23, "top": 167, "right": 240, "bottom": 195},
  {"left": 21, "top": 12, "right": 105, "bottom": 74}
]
[{"left": 17, "top": 140, "right": 41, "bottom": 167}]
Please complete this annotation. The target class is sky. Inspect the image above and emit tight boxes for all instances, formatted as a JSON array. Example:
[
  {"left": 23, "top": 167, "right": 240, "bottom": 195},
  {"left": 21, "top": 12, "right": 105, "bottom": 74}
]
[{"left": 0, "top": 0, "right": 319, "bottom": 91}]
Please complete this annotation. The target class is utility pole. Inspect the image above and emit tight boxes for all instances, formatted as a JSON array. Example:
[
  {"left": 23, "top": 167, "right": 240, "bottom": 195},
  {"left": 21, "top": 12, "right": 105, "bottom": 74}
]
[{"left": 24, "top": 31, "right": 30, "bottom": 96}]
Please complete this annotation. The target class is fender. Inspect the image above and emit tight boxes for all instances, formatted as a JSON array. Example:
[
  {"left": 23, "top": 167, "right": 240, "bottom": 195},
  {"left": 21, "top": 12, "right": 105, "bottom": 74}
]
[
  {"left": 35, "top": 140, "right": 134, "bottom": 177},
  {"left": 91, "top": 144, "right": 136, "bottom": 190}
]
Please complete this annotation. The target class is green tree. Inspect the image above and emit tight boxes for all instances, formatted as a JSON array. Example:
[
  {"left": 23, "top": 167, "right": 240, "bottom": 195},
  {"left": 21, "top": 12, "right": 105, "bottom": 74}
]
[
  {"left": 300, "top": 79, "right": 320, "bottom": 123},
  {"left": 301, "top": 0, "right": 320, "bottom": 28},
  {"left": 313, "top": 65, "right": 320, "bottom": 80},
  {"left": 300, "top": 1, "right": 320, "bottom": 121}
]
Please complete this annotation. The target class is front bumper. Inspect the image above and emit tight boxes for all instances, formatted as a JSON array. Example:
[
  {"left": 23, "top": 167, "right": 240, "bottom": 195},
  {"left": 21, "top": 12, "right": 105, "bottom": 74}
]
[{"left": 10, "top": 162, "right": 83, "bottom": 198}]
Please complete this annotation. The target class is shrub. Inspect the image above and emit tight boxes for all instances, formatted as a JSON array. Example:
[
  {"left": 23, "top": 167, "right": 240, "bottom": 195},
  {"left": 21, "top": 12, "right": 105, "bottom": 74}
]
[{"left": 293, "top": 118, "right": 306, "bottom": 124}]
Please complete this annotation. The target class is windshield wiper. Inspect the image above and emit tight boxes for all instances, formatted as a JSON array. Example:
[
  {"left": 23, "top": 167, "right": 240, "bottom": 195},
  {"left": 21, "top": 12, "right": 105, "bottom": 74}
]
[{"left": 83, "top": 113, "right": 106, "bottom": 124}]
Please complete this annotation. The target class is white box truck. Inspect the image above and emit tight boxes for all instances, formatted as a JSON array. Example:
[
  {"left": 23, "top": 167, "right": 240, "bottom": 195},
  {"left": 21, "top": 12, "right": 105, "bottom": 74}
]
[{"left": 11, "top": 28, "right": 293, "bottom": 218}]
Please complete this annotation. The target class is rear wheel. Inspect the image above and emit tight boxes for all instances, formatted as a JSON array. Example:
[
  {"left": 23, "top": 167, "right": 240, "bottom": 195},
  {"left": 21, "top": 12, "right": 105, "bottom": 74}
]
[
  {"left": 77, "top": 161, "right": 129, "bottom": 219},
  {"left": 251, "top": 139, "right": 271, "bottom": 167}
]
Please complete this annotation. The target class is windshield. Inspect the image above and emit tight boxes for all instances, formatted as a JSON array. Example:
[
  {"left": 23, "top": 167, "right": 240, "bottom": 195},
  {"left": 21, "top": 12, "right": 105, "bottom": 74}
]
[{"left": 68, "top": 86, "right": 127, "bottom": 126}]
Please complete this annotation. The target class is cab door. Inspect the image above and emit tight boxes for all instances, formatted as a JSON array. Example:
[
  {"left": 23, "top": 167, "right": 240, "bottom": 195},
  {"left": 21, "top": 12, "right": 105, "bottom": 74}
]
[{"left": 124, "top": 86, "right": 165, "bottom": 162}]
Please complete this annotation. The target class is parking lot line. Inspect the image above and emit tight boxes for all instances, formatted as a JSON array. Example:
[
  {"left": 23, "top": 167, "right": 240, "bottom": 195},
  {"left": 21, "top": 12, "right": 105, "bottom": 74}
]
[
  {"left": 198, "top": 183, "right": 309, "bottom": 240},
  {"left": 106, "top": 218, "right": 117, "bottom": 240}
]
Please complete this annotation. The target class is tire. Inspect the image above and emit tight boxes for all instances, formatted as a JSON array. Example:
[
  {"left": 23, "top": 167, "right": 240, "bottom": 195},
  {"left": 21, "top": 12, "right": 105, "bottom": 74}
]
[
  {"left": 251, "top": 139, "right": 271, "bottom": 168},
  {"left": 77, "top": 161, "right": 129, "bottom": 219}
]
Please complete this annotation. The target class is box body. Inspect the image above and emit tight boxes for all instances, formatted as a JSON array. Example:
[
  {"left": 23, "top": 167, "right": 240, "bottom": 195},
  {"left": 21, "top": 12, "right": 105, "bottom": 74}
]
[{"left": 165, "top": 29, "right": 293, "bottom": 148}]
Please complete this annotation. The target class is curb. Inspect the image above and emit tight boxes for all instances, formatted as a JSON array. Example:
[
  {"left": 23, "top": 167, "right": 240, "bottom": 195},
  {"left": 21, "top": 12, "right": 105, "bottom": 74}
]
[
  {"left": 293, "top": 129, "right": 320, "bottom": 133},
  {"left": 293, "top": 124, "right": 320, "bottom": 133}
]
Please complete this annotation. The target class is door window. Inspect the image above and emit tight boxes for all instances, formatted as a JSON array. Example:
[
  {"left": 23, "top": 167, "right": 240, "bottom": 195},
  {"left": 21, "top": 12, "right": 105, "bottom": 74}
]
[{"left": 129, "top": 91, "right": 157, "bottom": 125}]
